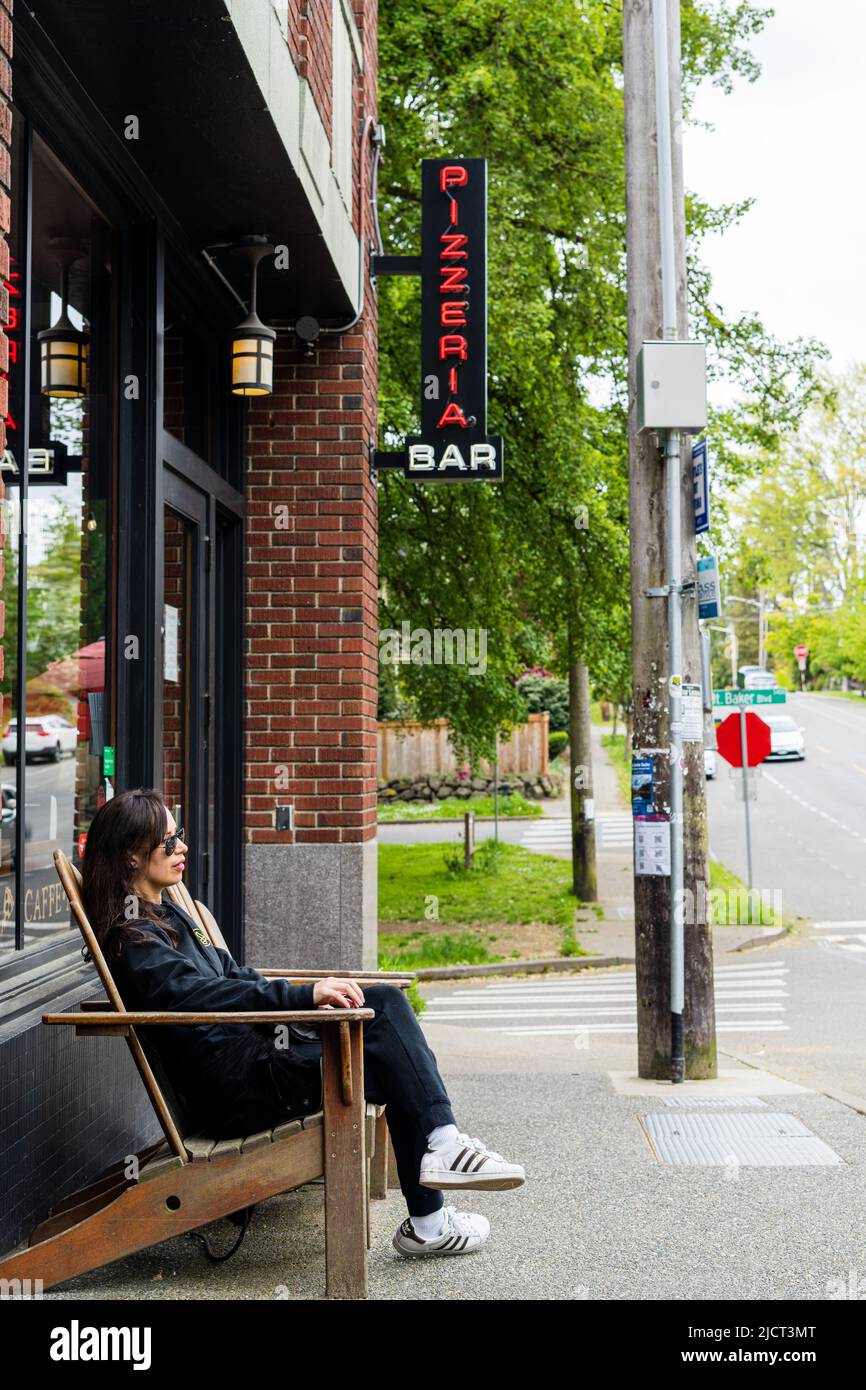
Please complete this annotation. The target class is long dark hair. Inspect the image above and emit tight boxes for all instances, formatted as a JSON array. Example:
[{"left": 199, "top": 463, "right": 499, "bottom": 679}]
[{"left": 81, "top": 788, "right": 180, "bottom": 960}]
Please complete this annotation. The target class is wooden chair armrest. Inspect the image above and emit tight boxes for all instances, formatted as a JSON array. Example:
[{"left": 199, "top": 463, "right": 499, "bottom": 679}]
[
  {"left": 259, "top": 969, "right": 414, "bottom": 988},
  {"left": 43, "top": 1008, "right": 374, "bottom": 1026}
]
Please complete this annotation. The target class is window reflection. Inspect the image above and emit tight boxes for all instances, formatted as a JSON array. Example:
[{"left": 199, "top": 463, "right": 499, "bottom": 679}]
[{"left": 0, "top": 129, "right": 112, "bottom": 953}]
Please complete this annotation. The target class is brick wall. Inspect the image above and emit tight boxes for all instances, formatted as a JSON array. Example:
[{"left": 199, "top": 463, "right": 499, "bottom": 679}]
[
  {"left": 289, "top": 0, "right": 333, "bottom": 145},
  {"left": 243, "top": 0, "right": 379, "bottom": 970}
]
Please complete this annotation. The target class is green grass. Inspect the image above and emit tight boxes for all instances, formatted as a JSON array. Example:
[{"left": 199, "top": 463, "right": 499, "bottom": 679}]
[
  {"left": 601, "top": 731, "right": 632, "bottom": 805},
  {"left": 378, "top": 839, "right": 579, "bottom": 927},
  {"left": 804, "top": 688, "right": 866, "bottom": 703},
  {"left": 377, "top": 791, "right": 543, "bottom": 821},
  {"left": 708, "top": 860, "right": 786, "bottom": 928},
  {"left": 378, "top": 931, "right": 501, "bottom": 972},
  {"left": 377, "top": 954, "right": 428, "bottom": 1015}
]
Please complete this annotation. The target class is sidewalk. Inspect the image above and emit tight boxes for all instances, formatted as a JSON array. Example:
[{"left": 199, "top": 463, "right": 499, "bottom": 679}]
[
  {"left": 536, "top": 722, "right": 782, "bottom": 963},
  {"left": 41, "top": 1017, "right": 866, "bottom": 1301}
]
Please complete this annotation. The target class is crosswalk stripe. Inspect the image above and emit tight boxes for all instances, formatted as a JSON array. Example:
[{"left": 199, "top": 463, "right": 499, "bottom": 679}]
[
  {"left": 519, "top": 814, "right": 634, "bottom": 853},
  {"left": 812, "top": 920, "right": 866, "bottom": 929},
  {"left": 423, "top": 1003, "right": 787, "bottom": 1021},
  {"left": 485, "top": 1022, "right": 790, "bottom": 1036},
  {"left": 422, "top": 960, "right": 789, "bottom": 1036}
]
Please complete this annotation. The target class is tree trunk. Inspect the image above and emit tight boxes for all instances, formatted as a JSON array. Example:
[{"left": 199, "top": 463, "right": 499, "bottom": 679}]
[
  {"left": 569, "top": 648, "right": 597, "bottom": 902},
  {"left": 623, "top": 0, "right": 716, "bottom": 1079}
]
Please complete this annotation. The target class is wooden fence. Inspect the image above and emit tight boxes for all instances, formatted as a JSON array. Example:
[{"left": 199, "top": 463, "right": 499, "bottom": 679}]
[{"left": 378, "top": 713, "right": 550, "bottom": 780}]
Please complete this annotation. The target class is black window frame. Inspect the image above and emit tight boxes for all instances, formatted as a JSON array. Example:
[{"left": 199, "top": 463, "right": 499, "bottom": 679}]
[{"left": 0, "top": 13, "right": 246, "bottom": 991}]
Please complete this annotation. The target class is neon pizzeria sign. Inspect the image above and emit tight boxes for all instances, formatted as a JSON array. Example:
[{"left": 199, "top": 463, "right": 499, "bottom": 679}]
[{"left": 372, "top": 158, "right": 503, "bottom": 482}]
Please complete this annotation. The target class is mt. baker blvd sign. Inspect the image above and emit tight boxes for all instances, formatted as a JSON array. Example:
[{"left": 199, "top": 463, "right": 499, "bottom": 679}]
[{"left": 372, "top": 158, "right": 504, "bottom": 481}]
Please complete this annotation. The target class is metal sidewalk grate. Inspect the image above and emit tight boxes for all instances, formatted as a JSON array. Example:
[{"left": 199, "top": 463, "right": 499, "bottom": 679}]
[
  {"left": 662, "top": 1096, "right": 767, "bottom": 1109},
  {"left": 640, "top": 1112, "right": 843, "bottom": 1166}
]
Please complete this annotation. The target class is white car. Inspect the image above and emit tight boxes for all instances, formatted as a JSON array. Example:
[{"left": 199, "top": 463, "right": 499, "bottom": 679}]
[
  {"left": 761, "top": 713, "right": 805, "bottom": 761},
  {"left": 742, "top": 669, "right": 778, "bottom": 691},
  {"left": 2, "top": 715, "right": 78, "bottom": 764},
  {"left": 703, "top": 747, "right": 717, "bottom": 779}
]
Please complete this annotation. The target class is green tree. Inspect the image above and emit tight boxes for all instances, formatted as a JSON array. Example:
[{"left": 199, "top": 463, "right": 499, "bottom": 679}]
[{"left": 377, "top": 0, "right": 827, "bottom": 762}]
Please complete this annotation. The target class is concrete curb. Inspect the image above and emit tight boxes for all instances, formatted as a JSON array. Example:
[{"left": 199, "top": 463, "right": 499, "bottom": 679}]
[
  {"left": 412, "top": 928, "right": 789, "bottom": 981},
  {"left": 415, "top": 955, "right": 631, "bottom": 981},
  {"left": 723, "top": 926, "right": 789, "bottom": 952},
  {"left": 377, "top": 814, "right": 549, "bottom": 826}
]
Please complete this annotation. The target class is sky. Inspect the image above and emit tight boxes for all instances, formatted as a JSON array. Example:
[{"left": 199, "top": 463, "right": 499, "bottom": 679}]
[{"left": 683, "top": 0, "right": 866, "bottom": 380}]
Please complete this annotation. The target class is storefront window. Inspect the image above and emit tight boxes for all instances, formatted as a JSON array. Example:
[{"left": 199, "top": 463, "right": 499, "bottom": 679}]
[{"left": 0, "top": 124, "right": 113, "bottom": 954}]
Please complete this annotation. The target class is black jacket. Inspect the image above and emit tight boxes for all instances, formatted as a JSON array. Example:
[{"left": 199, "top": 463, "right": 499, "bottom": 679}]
[{"left": 108, "top": 900, "right": 323, "bottom": 1136}]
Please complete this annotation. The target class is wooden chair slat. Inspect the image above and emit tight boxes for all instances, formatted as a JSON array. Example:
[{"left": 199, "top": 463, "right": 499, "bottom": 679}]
[
  {"left": 272, "top": 1119, "right": 303, "bottom": 1142},
  {"left": 193, "top": 898, "right": 230, "bottom": 953},
  {"left": 138, "top": 1154, "right": 186, "bottom": 1183},
  {"left": 184, "top": 1137, "right": 217, "bottom": 1163},
  {"left": 240, "top": 1129, "right": 273, "bottom": 1153},
  {"left": 210, "top": 1136, "right": 244, "bottom": 1161}
]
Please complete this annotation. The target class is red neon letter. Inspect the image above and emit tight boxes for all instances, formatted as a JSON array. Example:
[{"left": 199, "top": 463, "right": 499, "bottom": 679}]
[
  {"left": 440, "top": 232, "right": 468, "bottom": 260},
  {"left": 439, "top": 334, "right": 468, "bottom": 361},
  {"left": 437, "top": 401, "right": 468, "bottom": 428},
  {"left": 440, "top": 265, "right": 468, "bottom": 293},
  {"left": 441, "top": 301, "right": 468, "bottom": 327},
  {"left": 449, "top": 367, "right": 458, "bottom": 393},
  {"left": 440, "top": 165, "right": 469, "bottom": 193}
]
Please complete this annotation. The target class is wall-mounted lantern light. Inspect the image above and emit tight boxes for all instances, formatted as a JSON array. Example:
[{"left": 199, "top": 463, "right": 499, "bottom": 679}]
[
  {"left": 230, "top": 237, "right": 276, "bottom": 396},
  {"left": 39, "top": 244, "right": 89, "bottom": 398}
]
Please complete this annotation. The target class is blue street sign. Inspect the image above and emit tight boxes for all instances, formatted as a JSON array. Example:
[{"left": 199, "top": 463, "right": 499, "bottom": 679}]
[
  {"left": 693, "top": 437, "right": 710, "bottom": 534},
  {"left": 697, "top": 554, "right": 721, "bottom": 620}
]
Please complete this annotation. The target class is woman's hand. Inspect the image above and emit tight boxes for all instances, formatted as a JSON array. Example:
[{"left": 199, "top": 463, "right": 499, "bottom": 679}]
[{"left": 312, "top": 977, "right": 366, "bottom": 1009}]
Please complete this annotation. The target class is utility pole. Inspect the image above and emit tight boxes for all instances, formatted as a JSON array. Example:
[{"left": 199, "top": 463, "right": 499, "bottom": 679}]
[
  {"left": 568, "top": 639, "right": 597, "bottom": 902},
  {"left": 623, "top": 0, "right": 717, "bottom": 1080}
]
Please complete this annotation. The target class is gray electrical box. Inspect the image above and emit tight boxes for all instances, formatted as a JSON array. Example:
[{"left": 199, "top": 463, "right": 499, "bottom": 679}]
[{"left": 636, "top": 340, "right": 707, "bottom": 432}]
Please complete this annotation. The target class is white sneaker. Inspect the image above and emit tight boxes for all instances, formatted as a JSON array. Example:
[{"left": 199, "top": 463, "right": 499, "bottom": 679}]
[
  {"left": 419, "top": 1131, "right": 525, "bottom": 1191},
  {"left": 392, "top": 1206, "right": 490, "bottom": 1258}
]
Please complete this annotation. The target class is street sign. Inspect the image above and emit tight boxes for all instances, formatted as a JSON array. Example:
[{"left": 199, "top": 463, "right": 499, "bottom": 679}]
[
  {"left": 697, "top": 555, "right": 720, "bottom": 619},
  {"left": 794, "top": 644, "right": 809, "bottom": 659},
  {"left": 733, "top": 768, "right": 758, "bottom": 802},
  {"left": 716, "top": 711, "right": 771, "bottom": 769},
  {"left": 692, "top": 437, "right": 710, "bottom": 534},
  {"left": 713, "top": 688, "right": 786, "bottom": 708}
]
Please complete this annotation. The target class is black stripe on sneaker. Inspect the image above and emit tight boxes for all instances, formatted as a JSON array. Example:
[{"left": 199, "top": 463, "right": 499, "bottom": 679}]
[
  {"left": 458, "top": 1236, "right": 469, "bottom": 1250},
  {"left": 472, "top": 1154, "right": 489, "bottom": 1172},
  {"left": 461, "top": 1150, "right": 480, "bottom": 1172},
  {"left": 450, "top": 1147, "right": 470, "bottom": 1171},
  {"left": 401, "top": 1221, "right": 427, "bottom": 1245}
]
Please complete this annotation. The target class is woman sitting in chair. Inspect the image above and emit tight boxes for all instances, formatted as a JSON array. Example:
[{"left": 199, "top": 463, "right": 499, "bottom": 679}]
[{"left": 81, "top": 788, "right": 525, "bottom": 1259}]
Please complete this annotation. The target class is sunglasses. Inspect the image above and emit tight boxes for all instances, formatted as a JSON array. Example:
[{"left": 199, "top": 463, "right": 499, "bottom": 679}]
[{"left": 159, "top": 829, "right": 185, "bottom": 856}]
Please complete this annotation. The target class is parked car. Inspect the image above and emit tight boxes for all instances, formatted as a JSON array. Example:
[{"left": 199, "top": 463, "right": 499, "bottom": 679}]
[
  {"left": 703, "top": 747, "right": 717, "bottom": 779},
  {"left": 739, "top": 667, "right": 778, "bottom": 691},
  {"left": 762, "top": 713, "right": 805, "bottom": 760},
  {"left": 2, "top": 715, "right": 77, "bottom": 764}
]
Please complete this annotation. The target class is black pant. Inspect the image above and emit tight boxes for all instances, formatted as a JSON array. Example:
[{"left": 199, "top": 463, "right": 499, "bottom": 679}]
[{"left": 264, "top": 985, "right": 456, "bottom": 1217}]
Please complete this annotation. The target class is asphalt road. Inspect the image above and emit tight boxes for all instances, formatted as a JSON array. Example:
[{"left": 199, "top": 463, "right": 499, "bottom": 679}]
[
  {"left": 707, "top": 692, "right": 866, "bottom": 924},
  {"left": 420, "top": 932, "right": 866, "bottom": 1111}
]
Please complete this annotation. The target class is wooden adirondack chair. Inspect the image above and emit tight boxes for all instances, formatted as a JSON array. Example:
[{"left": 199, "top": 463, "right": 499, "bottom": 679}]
[{"left": 0, "top": 850, "right": 412, "bottom": 1298}]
